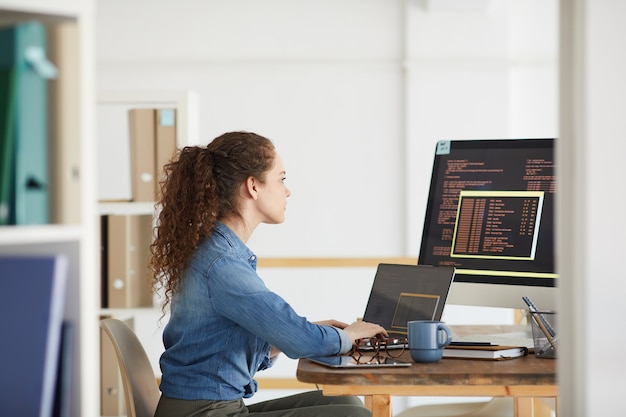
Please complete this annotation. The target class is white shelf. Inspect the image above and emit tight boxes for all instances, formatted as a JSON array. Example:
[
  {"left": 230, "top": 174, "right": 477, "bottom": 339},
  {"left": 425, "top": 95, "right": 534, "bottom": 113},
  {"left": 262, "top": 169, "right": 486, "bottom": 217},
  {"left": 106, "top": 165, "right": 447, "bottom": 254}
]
[
  {"left": 0, "top": 225, "right": 82, "bottom": 245},
  {"left": 98, "top": 90, "right": 199, "bottom": 146},
  {"left": 0, "top": 0, "right": 89, "bottom": 16},
  {"left": 99, "top": 201, "right": 157, "bottom": 216}
]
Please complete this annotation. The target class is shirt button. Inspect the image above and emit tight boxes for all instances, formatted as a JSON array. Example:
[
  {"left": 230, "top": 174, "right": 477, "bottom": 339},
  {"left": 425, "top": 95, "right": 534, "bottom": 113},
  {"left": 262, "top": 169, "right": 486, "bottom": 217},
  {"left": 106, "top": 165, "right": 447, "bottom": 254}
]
[{"left": 250, "top": 255, "right": 256, "bottom": 261}]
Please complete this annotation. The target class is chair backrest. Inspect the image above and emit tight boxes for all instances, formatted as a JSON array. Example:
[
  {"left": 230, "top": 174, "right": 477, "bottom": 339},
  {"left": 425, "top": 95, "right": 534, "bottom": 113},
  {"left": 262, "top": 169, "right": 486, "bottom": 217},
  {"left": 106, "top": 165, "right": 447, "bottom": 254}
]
[{"left": 100, "top": 318, "right": 161, "bottom": 417}]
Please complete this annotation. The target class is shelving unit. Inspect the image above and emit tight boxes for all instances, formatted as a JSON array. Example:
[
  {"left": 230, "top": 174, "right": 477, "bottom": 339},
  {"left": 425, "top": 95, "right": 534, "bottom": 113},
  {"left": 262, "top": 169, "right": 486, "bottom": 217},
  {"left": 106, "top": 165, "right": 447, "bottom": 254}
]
[
  {"left": 96, "top": 90, "right": 198, "bottom": 310},
  {"left": 0, "top": 1, "right": 98, "bottom": 417},
  {"left": 96, "top": 91, "right": 197, "bottom": 314},
  {"left": 95, "top": 91, "right": 198, "bottom": 409},
  {"left": 96, "top": 90, "right": 198, "bottom": 202}
]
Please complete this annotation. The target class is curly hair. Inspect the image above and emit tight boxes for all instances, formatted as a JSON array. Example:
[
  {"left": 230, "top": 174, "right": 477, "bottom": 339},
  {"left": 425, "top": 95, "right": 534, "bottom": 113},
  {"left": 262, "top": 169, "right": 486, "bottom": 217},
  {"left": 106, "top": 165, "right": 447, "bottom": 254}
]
[{"left": 150, "top": 131, "right": 276, "bottom": 314}]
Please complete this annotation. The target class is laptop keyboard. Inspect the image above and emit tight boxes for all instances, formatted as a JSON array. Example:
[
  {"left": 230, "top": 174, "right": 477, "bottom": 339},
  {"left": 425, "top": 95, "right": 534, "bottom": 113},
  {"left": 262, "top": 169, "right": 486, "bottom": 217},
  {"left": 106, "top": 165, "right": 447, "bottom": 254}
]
[{"left": 356, "top": 336, "right": 407, "bottom": 351}]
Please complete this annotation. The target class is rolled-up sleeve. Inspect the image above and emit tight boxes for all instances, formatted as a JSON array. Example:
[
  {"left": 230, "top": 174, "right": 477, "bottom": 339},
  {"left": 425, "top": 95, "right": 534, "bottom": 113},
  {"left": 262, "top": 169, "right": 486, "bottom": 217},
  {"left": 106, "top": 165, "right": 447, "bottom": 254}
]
[{"left": 335, "top": 328, "right": 354, "bottom": 354}]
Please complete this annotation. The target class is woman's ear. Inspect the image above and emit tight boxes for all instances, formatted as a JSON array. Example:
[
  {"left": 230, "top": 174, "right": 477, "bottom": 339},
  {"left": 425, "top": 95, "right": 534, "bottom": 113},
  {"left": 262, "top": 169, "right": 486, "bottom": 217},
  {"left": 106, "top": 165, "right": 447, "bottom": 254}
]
[{"left": 245, "top": 176, "right": 259, "bottom": 199}]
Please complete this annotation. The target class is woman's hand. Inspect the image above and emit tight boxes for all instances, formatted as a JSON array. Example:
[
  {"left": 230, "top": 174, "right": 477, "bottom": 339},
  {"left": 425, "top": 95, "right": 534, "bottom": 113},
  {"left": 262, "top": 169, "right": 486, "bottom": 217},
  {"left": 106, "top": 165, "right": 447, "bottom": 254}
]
[
  {"left": 342, "top": 320, "right": 387, "bottom": 344},
  {"left": 313, "top": 319, "right": 350, "bottom": 329}
]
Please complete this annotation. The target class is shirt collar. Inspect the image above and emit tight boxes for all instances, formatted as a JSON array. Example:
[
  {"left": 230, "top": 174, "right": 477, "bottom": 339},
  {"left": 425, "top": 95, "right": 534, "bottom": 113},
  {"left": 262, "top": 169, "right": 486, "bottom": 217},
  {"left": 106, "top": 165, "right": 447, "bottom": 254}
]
[{"left": 213, "top": 221, "right": 258, "bottom": 268}]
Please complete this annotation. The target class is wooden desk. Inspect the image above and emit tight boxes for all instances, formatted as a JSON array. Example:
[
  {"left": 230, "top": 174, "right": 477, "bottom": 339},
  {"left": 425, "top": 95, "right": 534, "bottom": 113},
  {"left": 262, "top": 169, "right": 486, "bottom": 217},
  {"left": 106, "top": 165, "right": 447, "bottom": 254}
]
[{"left": 296, "top": 352, "right": 557, "bottom": 417}]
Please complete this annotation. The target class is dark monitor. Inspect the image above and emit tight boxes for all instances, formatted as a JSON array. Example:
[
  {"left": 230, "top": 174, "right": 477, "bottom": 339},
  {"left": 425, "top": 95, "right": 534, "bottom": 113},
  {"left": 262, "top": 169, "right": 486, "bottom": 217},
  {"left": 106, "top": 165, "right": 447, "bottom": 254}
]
[{"left": 418, "top": 138, "right": 557, "bottom": 311}]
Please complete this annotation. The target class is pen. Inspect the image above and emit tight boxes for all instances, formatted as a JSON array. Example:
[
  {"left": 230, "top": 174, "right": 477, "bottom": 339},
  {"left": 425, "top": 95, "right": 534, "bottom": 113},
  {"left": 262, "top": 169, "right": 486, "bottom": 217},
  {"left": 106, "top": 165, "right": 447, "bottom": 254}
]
[
  {"left": 449, "top": 341, "right": 493, "bottom": 346},
  {"left": 522, "top": 296, "right": 556, "bottom": 337},
  {"left": 531, "top": 312, "right": 557, "bottom": 350}
]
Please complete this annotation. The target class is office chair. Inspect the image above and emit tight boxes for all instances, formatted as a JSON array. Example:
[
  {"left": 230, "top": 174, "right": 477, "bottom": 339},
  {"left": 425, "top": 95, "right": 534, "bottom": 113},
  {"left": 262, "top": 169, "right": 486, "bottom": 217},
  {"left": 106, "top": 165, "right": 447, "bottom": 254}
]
[{"left": 100, "top": 318, "right": 161, "bottom": 417}]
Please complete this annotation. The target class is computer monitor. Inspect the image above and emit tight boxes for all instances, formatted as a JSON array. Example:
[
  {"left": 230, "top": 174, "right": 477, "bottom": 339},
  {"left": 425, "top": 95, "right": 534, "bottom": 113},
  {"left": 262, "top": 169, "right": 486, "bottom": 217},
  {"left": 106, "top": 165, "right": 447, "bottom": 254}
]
[{"left": 418, "top": 138, "right": 557, "bottom": 311}]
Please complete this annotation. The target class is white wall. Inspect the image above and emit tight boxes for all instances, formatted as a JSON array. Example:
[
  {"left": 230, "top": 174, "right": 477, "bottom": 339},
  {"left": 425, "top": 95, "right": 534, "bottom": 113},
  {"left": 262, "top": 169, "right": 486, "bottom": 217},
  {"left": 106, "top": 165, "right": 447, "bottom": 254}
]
[
  {"left": 95, "top": 0, "right": 562, "bottom": 412},
  {"left": 97, "top": 0, "right": 406, "bottom": 257},
  {"left": 96, "top": 0, "right": 557, "bottom": 258},
  {"left": 404, "top": 0, "right": 558, "bottom": 254}
]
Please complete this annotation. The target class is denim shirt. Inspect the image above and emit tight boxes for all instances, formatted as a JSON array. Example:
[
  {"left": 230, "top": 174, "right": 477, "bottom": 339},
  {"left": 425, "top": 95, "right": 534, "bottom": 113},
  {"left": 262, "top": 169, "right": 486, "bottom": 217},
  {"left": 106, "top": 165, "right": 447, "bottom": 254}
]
[{"left": 158, "top": 222, "right": 352, "bottom": 401}]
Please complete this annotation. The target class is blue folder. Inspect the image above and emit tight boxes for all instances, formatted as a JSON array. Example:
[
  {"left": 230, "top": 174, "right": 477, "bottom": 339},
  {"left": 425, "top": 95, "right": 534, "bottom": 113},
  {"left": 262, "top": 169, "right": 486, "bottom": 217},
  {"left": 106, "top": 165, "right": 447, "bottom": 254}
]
[{"left": 0, "top": 255, "right": 68, "bottom": 417}]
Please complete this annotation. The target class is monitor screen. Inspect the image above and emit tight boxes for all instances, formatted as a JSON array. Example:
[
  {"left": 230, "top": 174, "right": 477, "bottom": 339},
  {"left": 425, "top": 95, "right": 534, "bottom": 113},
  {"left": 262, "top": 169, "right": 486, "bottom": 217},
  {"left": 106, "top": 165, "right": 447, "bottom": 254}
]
[{"left": 418, "top": 138, "right": 557, "bottom": 310}]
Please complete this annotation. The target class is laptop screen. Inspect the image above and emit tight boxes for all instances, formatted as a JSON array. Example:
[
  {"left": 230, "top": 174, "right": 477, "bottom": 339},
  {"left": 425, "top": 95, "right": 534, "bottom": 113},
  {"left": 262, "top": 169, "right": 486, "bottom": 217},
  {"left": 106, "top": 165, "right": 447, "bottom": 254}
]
[{"left": 362, "top": 264, "right": 455, "bottom": 336}]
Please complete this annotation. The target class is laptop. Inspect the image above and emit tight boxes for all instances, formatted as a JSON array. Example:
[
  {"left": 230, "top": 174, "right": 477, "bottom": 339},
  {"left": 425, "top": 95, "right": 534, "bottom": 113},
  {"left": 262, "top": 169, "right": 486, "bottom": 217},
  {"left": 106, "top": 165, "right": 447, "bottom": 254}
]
[
  {"left": 358, "top": 263, "right": 456, "bottom": 349},
  {"left": 307, "top": 264, "right": 456, "bottom": 367}
]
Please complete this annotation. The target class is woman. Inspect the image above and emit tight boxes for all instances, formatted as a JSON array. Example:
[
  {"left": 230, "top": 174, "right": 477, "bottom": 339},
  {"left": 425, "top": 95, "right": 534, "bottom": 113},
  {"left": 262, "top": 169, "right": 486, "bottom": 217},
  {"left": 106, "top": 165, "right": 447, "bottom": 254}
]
[{"left": 150, "top": 131, "right": 387, "bottom": 417}]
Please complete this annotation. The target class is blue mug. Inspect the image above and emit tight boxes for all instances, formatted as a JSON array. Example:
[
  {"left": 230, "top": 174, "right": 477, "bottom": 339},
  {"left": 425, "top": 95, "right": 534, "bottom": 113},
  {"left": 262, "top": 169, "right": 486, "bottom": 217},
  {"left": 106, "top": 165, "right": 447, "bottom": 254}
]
[{"left": 407, "top": 320, "right": 452, "bottom": 363}]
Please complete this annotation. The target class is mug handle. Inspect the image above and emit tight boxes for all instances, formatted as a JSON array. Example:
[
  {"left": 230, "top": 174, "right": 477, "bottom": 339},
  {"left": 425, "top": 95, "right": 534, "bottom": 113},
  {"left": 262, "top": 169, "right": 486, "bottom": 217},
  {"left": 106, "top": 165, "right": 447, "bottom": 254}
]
[{"left": 436, "top": 323, "right": 453, "bottom": 348}]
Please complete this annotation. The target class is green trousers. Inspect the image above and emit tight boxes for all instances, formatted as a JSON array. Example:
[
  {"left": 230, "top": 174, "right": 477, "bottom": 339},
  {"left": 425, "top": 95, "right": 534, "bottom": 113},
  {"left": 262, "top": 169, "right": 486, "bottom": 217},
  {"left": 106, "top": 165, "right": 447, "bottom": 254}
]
[{"left": 154, "top": 390, "right": 371, "bottom": 417}]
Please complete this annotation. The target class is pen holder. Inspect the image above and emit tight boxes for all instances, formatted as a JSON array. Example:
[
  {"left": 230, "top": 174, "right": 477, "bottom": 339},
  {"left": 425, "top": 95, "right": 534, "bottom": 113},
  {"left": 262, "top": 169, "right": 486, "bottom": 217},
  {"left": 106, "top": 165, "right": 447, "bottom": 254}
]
[{"left": 530, "top": 310, "right": 557, "bottom": 359}]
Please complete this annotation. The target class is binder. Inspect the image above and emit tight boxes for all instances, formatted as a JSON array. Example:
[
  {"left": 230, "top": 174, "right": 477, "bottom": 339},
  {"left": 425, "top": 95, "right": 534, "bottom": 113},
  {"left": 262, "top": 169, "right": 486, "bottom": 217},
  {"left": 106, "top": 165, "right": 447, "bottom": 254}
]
[
  {"left": 47, "top": 23, "right": 81, "bottom": 223},
  {"left": 0, "top": 21, "right": 57, "bottom": 225},
  {"left": 100, "top": 215, "right": 110, "bottom": 308},
  {"left": 106, "top": 214, "right": 154, "bottom": 308},
  {"left": 129, "top": 109, "right": 156, "bottom": 202},
  {"left": 0, "top": 68, "right": 16, "bottom": 225},
  {"left": 0, "top": 255, "right": 68, "bottom": 417},
  {"left": 154, "top": 109, "right": 177, "bottom": 199}
]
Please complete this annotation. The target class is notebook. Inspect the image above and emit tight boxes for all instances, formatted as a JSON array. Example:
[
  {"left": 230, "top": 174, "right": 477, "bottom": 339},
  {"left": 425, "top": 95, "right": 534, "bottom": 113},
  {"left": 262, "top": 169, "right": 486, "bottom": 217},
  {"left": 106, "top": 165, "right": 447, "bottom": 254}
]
[{"left": 354, "top": 263, "right": 456, "bottom": 352}]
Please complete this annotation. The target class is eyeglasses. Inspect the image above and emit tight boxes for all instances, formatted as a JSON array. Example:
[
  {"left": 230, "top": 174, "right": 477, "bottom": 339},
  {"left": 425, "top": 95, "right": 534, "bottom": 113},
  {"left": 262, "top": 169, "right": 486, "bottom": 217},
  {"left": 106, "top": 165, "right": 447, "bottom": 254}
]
[{"left": 349, "top": 336, "right": 408, "bottom": 364}]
